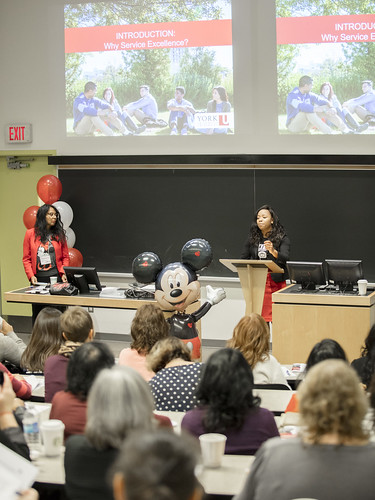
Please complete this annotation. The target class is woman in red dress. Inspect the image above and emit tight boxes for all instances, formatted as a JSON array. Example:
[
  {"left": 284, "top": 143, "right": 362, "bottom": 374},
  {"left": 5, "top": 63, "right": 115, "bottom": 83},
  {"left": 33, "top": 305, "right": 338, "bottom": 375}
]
[{"left": 241, "top": 205, "right": 290, "bottom": 322}]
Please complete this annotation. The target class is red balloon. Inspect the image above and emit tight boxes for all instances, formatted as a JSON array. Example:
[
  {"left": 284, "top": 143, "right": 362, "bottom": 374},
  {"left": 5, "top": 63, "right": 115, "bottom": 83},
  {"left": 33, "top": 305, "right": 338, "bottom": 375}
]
[
  {"left": 23, "top": 205, "right": 39, "bottom": 229},
  {"left": 68, "top": 248, "right": 83, "bottom": 267},
  {"left": 36, "top": 175, "right": 62, "bottom": 204}
]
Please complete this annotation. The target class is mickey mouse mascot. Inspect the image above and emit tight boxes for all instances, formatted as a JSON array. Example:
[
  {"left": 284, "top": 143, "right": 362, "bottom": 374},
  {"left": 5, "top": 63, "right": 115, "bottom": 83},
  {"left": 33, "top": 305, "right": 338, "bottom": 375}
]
[{"left": 132, "top": 239, "right": 226, "bottom": 359}]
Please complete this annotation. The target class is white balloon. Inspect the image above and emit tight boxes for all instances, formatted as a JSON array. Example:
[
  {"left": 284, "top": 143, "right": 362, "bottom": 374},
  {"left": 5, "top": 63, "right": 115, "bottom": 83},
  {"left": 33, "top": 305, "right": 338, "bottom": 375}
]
[
  {"left": 53, "top": 201, "right": 73, "bottom": 228},
  {"left": 65, "top": 227, "right": 76, "bottom": 248}
]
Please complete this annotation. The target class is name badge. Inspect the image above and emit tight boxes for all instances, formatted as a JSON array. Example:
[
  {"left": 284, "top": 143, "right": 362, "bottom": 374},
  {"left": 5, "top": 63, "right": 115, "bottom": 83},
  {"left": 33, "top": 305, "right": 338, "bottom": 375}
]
[
  {"left": 258, "top": 243, "right": 267, "bottom": 259},
  {"left": 40, "top": 253, "right": 51, "bottom": 265}
]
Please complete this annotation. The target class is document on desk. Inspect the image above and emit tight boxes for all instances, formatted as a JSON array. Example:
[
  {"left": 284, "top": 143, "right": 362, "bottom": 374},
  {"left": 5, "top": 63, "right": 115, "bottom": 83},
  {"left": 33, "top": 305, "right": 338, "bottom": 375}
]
[
  {"left": 24, "top": 286, "right": 49, "bottom": 295},
  {"left": 0, "top": 443, "right": 38, "bottom": 500}
]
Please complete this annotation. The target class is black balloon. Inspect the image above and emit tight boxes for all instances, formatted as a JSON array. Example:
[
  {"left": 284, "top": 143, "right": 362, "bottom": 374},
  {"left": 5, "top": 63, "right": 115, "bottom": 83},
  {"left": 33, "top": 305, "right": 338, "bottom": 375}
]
[
  {"left": 181, "top": 238, "right": 213, "bottom": 271},
  {"left": 132, "top": 252, "right": 163, "bottom": 284}
]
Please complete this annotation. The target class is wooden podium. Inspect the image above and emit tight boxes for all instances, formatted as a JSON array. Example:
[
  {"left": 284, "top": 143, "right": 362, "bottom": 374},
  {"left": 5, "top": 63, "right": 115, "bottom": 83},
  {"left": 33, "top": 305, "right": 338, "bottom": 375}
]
[{"left": 220, "top": 259, "right": 283, "bottom": 315}]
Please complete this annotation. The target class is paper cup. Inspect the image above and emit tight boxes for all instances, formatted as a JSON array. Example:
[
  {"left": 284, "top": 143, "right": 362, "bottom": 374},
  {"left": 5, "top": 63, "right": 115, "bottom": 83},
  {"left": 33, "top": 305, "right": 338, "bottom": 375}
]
[
  {"left": 358, "top": 279, "right": 368, "bottom": 296},
  {"left": 199, "top": 433, "right": 227, "bottom": 468},
  {"left": 50, "top": 276, "right": 58, "bottom": 285},
  {"left": 40, "top": 419, "right": 65, "bottom": 456}
]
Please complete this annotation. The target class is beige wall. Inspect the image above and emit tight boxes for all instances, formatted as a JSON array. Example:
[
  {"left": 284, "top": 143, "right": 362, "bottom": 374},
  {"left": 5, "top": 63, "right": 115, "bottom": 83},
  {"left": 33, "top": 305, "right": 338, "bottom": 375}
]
[{"left": 0, "top": 151, "right": 56, "bottom": 316}]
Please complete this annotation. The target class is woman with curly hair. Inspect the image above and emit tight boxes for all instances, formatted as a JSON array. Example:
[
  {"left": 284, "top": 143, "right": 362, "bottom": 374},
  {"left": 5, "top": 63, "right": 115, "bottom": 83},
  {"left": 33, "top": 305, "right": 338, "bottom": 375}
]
[
  {"left": 227, "top": 313, "right": 288, "bottom": 386},
  {"left": 147, "top": 336, "right": 202, "bottom": 411},
  {"left": 235, "top": 360, "right": 374, "bottom": 500},
  {"left": 181, "top": 348, "right": 279, "bottom": 455},
  {"left": 351, "top": 325, "right": 375, "bottom": 389},
  {"left": 118, "top": 304, "right": 169, "bottom": 381},
  {"left": 22, "top": 203, "right": 69, "bottom": 323},
  {"left": 240, "top": 205, "right": 290, "bottom": 322}
]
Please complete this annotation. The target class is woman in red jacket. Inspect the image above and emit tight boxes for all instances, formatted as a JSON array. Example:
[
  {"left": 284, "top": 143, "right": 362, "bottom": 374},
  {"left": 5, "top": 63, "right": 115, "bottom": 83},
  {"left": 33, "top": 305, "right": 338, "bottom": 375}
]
[{"left": 23, "top": 204, "right": 69, "bottom": 322}]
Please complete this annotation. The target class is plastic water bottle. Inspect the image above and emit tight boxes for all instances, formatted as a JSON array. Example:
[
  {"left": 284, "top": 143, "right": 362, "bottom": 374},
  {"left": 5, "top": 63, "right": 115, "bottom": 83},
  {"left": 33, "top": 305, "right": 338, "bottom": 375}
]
[{"left": 23, "top": 404, "right": 41, "bottom": 459}]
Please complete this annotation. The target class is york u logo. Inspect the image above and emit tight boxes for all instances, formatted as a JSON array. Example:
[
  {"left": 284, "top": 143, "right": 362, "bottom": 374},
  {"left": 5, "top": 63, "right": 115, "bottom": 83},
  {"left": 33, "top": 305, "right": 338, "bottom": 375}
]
[{"left": 219, "top": 115, "right": 229, "bottom": 126}]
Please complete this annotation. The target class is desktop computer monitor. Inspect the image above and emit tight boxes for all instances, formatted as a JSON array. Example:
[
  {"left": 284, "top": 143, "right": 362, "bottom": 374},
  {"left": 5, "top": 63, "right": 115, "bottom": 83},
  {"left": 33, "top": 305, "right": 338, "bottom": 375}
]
[
  {"left": 64, "top": 266, "right": 102, "bottom": 294},
  {"left": 286, "top": 261, "right": 326, "bottom": 290},
  {"left": 325, "top": 259, "right": 363, "bottom": 292}
]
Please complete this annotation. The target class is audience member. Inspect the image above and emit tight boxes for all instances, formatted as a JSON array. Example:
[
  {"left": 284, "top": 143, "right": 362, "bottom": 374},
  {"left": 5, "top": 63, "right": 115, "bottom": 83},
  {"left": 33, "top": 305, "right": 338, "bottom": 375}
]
[
  {"left": 148, "top": 336, "right": 202, "bottom": 411},
  {"left": 64, "top": 366, "right": 155, "bottom": 500},
  {"left": 73, "top": 81, "right": 128, "bottom": 136},
  {"left": 285, "top": 337, "right": 347, "bottom": 413},
  {"left": 118, "top": 304, "right": 169, "bottom": 381},
  {"left": 0, "top": 316, "right": 26, "bottom": 368},
  {"left": 44, "top": 306, "right": 94, "bottom": 402},
  {"left": 0, "top": 372, "right": 30, "bottom": 460},
  {"left": 227, "top": 314, "right": 289, "bottom": 386},
  {"left": 123, "top": 84, "right": 158, "bottom": 124},
  {"left": 21, "top": 307, "right": 63, "bottom": 373},
  {"left": 286, "top": 75, "right": 351, "bottom": 134},
  {"left": 111, "top": 431, "right": 203, "bottom": 500},
  {"left": 343, "top": 80, "right": 375, "bottom": 125},
  {"left": 0, "top": 363, "right": 31, "bottom": 400},
  {"left": 50, "top": 342, "right": 115, "bottom": 440},
  {"left": 234, "top": 360, "right": 375, "bottom": 500},
  {"left": 168, "top": 86, "right": 196, "bottom": 135},
  {"left": 182, "top": 348, "right": 279, "bottom": 455},
  {"left": 352, "top": 324, "right": 375, "bottom": 389}
]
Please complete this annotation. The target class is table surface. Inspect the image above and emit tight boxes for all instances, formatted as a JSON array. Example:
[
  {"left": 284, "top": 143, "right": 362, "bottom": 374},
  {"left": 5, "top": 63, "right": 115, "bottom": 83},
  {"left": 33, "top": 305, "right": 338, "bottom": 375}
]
[
  {"left": 5, "top": 287, "right": 157, "bottom": 310},
  {"left": 273, "top": 284, "right": 375, "bottom": 306},
  {"left": 33, "top": 446, "right": 254, "bottom": 495}
]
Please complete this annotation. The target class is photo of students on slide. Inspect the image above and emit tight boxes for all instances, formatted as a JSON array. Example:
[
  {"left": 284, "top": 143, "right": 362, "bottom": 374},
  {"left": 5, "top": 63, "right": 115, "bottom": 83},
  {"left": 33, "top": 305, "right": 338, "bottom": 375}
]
[
  {"left": 167, "top": 86, "right": 196, "bottom": 135},
  {"left": 64, "top": 0, "right": 234, "bottom": 137},
  {"left": 276, "top": 0, "right": 375, "bottom": 135}
]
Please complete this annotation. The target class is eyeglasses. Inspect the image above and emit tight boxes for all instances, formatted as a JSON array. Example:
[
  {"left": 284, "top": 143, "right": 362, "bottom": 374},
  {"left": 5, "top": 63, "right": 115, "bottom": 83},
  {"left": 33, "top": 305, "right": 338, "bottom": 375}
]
[{"left": 46, "top": 213, "right": 57, "bottom": 218}]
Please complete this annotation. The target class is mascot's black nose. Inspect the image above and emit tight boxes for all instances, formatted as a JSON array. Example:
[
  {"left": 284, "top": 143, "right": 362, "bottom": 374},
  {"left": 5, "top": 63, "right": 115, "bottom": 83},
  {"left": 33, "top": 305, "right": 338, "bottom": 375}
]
[{"left": 170, "top": 289, "right": 183, "bottom": 298}]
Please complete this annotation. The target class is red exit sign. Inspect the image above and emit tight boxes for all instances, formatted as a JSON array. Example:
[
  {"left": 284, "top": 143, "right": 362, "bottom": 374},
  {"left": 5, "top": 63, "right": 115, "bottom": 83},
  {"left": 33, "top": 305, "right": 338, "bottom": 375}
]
[{"left": 5, "top": 123, "right": 32, "bottom": 143}]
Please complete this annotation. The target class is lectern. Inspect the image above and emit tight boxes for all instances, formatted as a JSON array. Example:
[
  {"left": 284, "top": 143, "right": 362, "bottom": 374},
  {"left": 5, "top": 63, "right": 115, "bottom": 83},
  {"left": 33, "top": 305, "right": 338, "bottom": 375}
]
[{"left": 220, "top": 259, "right": 283, "bottom": 315}]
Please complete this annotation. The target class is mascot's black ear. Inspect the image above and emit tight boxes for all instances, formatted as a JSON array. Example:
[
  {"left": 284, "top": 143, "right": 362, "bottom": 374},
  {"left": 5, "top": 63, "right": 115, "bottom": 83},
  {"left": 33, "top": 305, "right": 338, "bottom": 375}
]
[
  {"left": 181, "top": 238, "right": 212, "bottom": 272},
  {"left": 132, "top": 252, "right": 162, "bottom": 284}
]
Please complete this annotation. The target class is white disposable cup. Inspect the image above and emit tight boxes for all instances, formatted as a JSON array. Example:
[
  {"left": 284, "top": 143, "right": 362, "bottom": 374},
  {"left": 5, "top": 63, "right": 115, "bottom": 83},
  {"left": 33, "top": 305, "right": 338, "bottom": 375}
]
[
  {"left": 358, "top": 279, "right": 368, "bottom": 296},
  {"left": 40, "top": 419, "right": 65, "bottom": 456},
  {"left": 199, "top": 433, "right": 227, "bottom": 468},
  {"left": 50, "top": 276, "right": 58, "bottom": 285}
]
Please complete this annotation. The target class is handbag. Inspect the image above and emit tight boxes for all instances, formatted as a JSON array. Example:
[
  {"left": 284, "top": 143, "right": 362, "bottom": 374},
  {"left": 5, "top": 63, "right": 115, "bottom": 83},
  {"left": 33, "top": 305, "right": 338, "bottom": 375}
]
[{"left": 50, "top": 282, "right": 79, "bottom": 296}]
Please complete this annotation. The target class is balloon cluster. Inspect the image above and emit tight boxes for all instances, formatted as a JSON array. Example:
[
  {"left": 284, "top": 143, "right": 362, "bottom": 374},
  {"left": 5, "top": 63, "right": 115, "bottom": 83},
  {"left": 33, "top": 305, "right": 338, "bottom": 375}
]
[{"left": 22, "top": 175, "right": 83, "bottom": 267}]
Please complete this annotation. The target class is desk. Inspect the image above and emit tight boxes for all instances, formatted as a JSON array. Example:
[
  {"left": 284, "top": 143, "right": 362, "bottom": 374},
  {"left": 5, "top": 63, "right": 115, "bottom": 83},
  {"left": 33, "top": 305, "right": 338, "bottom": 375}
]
[
  {"left": 4, "top": 288, "right": 202, "bottom": 355},
  {"left": 4, "top": 287, "right": 159, "bottom": 310},
  {"left": 272, "top": 285, "right": 375, "bottom": 364},
  {"left": 253, "top": 389, "right": 294, "bottom": 415},
  {"left": 33, "top": 448, "right": 254, "bottom": 496}
]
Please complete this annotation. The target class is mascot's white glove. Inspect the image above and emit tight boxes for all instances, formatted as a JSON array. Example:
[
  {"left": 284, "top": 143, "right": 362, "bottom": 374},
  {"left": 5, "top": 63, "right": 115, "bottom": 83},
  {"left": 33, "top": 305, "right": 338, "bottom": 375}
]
[{"left": 206, "top": 285, "right": 226, "bottom": 305}]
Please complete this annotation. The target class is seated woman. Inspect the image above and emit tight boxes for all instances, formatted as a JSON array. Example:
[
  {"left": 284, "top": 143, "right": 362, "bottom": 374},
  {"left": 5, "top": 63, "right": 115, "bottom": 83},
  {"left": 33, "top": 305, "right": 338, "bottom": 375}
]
[
  {"left": 351, "top": 324, "right": 375, "bottom": 389},
  {"left": 0, "top": 316, "right": 27, "bottom": 368},
  {"left": 181, "top": 348, "right": 279, "bottom": 455},
  {"left": 227, "top": 314, "right": 289, "bottom": 387},
  {"left": 102, "top": 88, "right": 146, "bottom": 135},
  {"left": 118, "top": 303, "right": 169, "bottom": 381},
  {"left": 64, "top": 366, "right": 157, "bottom": 500},
  {"left": 0, "top": 372, "right": 30, "bottom": 460},
  {"left": 320, "top": 82, "right": 368, "bottom": 133},
  {"left": 21, "top": 307, "right": 63, "bottom": 373},
  {"left": 235, "top": 360, "right": 374, "bottom": 500},
  {"left": 147, "top": 336, "right": 203, "bottom": 412},
  {"left": 285, "top": 338, "right": 347, "bottom": 413},
  {"left": 197, "top": 86, "right": 231, "bottom": 134},
  {"left": 50, "top": 342, "right": 115, "bottom": 440},
  {"left": 111, "top": 431, "right": 203, "bottom": 500}
]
